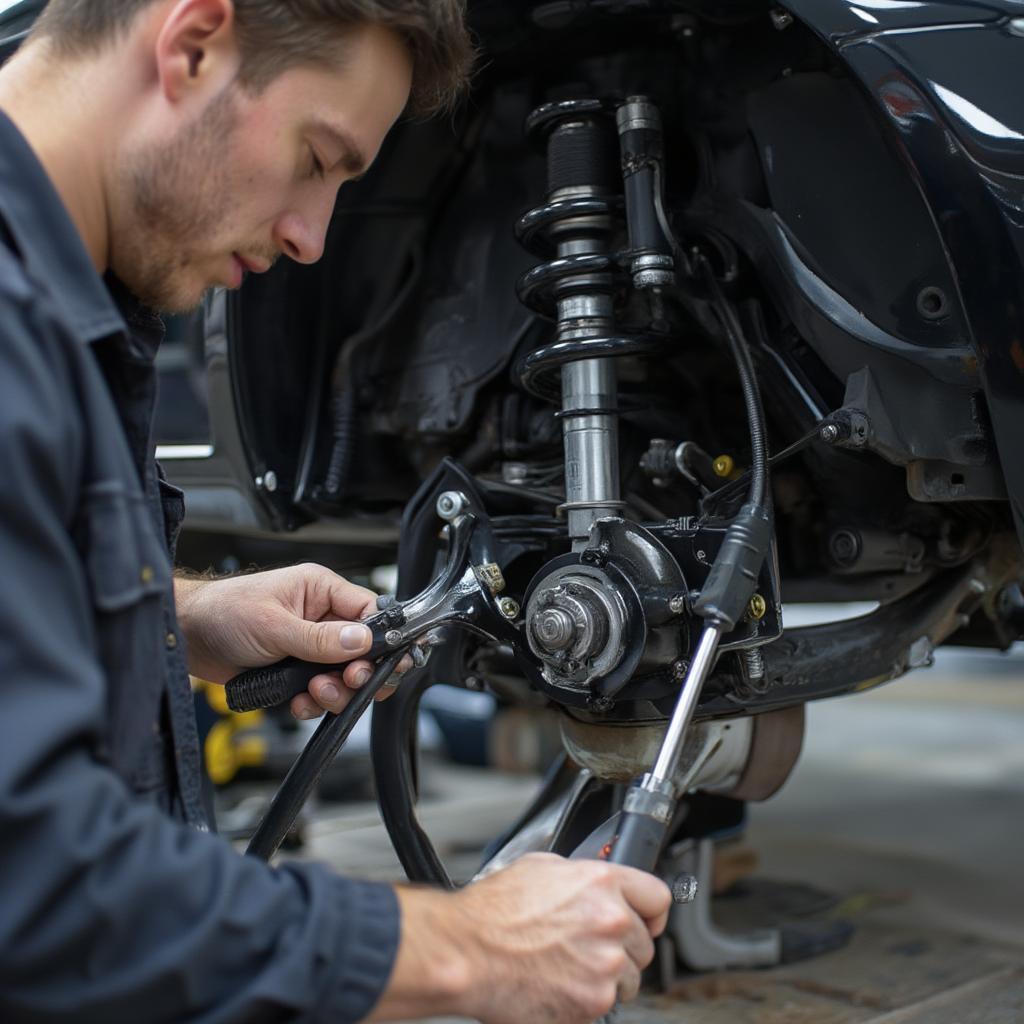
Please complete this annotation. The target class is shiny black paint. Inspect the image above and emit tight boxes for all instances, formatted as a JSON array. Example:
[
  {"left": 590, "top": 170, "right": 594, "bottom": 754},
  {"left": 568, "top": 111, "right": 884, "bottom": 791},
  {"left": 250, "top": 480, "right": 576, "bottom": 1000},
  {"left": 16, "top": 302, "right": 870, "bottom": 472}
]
[{"left": 783, "top": 0, "right": 1024, "bottom": 537}]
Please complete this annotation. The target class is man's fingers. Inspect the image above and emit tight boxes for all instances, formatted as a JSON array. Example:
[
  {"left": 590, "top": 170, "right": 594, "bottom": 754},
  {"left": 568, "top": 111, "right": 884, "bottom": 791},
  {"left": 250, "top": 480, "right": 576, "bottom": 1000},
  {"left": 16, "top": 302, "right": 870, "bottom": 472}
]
[
  {"left": 646, "top": 906, "right": 670, "bottom": 939},
  {"left": 613, "top": 865, "right": 673, "bottom": 929},
  {"left": 294, "top": 619, "right": 372, "bottom": 665},
  {"left": 306, "top": 671, "right": 355, "bottom": 715},
  {"left": 342, "top": 653, "right": 414, "bottom": 691},
  {"left": 622, "top": 909, "right": 656, "bottom": 972},
  {"left": 342, "top": 660, "right": 374, "bottom": 690},
  {"left": 615, "top": 960, "right": 643, "bottom": 1004},
  {"left": 322, "top": 572, "right": 378, "bottom": 624},
  {"left": 290, "top": 693, "right": 324, "bottom": 721}
]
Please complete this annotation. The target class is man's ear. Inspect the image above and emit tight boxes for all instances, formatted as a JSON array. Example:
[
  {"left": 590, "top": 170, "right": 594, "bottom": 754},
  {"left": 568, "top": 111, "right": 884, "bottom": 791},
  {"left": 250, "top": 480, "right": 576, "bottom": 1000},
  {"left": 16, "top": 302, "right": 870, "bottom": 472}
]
[{"left": 153, "top": 0, "right": 240, "bottom": 103}]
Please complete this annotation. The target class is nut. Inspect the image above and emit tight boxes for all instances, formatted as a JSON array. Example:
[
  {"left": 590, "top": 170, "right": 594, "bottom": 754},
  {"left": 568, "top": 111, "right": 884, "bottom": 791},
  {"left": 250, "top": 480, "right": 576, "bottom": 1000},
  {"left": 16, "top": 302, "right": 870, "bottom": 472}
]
[
  {"left": 672, "top": 874, "right": 699, "bottom": 904},
  {"left": 747, "top": 594, "right": 768, "bottom": 621},
  {"left": 713, "top": 455, "right": 734, "bottom": 478}
]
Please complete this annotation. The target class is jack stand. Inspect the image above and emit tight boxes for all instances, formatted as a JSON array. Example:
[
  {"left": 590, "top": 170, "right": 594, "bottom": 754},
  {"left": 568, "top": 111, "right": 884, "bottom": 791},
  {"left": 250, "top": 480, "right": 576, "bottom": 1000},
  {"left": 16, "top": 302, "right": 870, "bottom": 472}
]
[{"left": 662, "top": 837, "right": 781, "bottom": 973}]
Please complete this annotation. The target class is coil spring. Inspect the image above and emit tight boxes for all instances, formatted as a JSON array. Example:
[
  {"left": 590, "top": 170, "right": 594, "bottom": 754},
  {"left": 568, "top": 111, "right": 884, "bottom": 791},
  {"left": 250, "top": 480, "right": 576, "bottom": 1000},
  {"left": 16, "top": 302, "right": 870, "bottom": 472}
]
[{"left": 514, "top": 99, "right": 668, "bottom": 400}]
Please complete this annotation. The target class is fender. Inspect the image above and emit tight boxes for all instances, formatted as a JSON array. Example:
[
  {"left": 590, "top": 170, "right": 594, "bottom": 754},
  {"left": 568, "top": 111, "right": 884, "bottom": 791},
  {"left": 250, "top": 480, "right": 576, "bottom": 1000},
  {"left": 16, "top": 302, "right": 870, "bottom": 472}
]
[{"left": 782, "top": 0, "right": 1024, "bottom": 541}]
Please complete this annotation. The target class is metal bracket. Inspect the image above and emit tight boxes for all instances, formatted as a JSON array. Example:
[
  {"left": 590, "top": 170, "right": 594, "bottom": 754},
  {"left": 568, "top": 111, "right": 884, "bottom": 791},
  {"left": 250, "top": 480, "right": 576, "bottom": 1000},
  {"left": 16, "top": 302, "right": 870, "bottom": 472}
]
[{"left": 662, "top": 838, "right": 781, "bottom": 972}]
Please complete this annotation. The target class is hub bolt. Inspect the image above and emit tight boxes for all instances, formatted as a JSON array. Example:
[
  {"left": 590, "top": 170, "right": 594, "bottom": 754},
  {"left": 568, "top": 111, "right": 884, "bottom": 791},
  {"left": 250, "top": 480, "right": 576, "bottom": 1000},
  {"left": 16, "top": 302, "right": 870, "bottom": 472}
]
[{"left": 533, "top": 607, "right": 576, "bottom": 651}]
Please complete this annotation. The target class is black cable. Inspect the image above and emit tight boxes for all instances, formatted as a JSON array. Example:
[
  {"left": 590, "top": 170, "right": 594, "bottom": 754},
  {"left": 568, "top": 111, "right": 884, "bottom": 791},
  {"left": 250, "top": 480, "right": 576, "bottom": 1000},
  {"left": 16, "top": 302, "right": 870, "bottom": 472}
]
[
  {"left": 246, "top": 648, "right": 409, "bottom": 861},
  {"left": 687, "top": 255, "right": 775, "bottom": 630},
  {"left": 699, "top": 258, "right": 769, "bottom": 510}
]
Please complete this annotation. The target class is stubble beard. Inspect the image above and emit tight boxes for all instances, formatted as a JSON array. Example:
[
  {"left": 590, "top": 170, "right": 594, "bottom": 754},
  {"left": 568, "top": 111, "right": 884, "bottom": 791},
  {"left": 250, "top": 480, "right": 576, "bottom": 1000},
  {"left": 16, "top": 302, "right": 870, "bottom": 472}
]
[{"left": 114, "top": 89, "right": 243, "bottom": 314}]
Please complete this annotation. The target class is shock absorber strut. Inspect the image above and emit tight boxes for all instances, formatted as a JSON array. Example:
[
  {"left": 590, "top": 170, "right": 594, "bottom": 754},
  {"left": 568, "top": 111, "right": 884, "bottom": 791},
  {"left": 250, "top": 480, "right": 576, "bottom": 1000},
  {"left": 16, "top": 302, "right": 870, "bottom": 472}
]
[
  {"left": 519, "top": 100, "right": 624, "bottom": 547},
  {"left": 515, "top": 98, "right": 672, "bottom": 547}
]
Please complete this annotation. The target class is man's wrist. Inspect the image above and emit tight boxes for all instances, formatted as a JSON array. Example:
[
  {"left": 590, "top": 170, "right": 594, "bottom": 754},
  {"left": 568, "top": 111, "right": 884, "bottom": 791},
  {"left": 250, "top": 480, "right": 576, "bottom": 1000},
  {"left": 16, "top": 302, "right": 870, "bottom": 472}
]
[
  {"left": 369, "top": 886, "right": 482, "bottom": 1021},
  {"left": 172, "top": 574, "right": 207, "bottom": 630}
]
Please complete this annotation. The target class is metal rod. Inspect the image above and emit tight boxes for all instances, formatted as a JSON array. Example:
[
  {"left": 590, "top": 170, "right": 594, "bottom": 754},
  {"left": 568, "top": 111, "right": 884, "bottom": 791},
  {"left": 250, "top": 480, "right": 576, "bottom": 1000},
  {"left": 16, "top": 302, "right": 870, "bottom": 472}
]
[{"left": 651, "top": 625, "right": 724, "bottom": 783}]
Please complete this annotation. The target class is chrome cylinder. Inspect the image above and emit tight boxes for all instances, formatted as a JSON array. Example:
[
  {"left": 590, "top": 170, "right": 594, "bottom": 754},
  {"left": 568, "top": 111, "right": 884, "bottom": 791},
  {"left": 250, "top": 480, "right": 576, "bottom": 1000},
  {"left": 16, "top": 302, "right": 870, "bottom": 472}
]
[{"left": 554, "top": 207, "right": 622, "bottom": 548}]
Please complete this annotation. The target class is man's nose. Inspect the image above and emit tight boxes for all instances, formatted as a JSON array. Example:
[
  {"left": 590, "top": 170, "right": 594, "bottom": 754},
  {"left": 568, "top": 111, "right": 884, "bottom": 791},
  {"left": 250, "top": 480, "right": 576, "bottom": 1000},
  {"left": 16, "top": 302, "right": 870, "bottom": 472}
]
[{"left": 273, "top": 194, "right": 334, "bottom": 265}]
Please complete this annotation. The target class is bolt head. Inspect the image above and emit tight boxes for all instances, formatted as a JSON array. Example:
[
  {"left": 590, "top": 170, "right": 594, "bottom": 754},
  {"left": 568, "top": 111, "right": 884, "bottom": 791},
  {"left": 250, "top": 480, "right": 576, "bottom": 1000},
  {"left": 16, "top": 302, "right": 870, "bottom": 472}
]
[
  {"left": 713, "top": 455, "right": 734, "bottom": 478},
  {"left": 672, "top": 660, "right": 689, "bottom": 681},
  {"left": 385, "top": 629, "right": 403, "bottom": 646},
  {"left": 671, "top": 874, "right": 699, "bottom": 904},
  {"left": 820, "top": 423, "right": 840, "bottom": 444},
  {"left": 668, "top": 594, "right": 686, "bottom": 615},
  {"left": 499, "top": 597, "right": 521, "bottom": 620},
  {"left": 747, "top": 594, "right": 768, "bottom": 621},
  {"left": 436, "top": 491, "right": 468, "bottom": 522}
]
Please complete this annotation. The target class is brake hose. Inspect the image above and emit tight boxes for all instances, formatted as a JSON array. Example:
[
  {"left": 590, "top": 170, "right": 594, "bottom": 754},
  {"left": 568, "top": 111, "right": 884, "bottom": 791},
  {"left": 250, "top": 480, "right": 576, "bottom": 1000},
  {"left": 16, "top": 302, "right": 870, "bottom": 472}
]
[{"left": 246, "top": 648, "right": 410, "bottom": 861}]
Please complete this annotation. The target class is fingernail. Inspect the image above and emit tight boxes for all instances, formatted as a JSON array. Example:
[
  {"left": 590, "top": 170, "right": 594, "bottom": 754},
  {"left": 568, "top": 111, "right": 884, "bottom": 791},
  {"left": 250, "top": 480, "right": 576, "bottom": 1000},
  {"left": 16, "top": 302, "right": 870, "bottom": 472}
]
[
  {"left": 296, "top": 708, "right": 318, "bottom": 721},
  {"left": 340, "top": 624, "right": 371, "bottom": 652},
  {"left": 320, "top": 683, "right": 341, "bottom": 705},
  {"left": 353, "top": 669, "right": 371, "bottom": 688}
]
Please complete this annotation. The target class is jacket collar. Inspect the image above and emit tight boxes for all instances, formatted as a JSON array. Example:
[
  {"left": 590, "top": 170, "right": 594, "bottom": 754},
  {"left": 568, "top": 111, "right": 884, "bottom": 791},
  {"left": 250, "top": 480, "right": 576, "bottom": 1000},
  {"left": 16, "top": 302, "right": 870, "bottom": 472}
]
[{"left": 0, "top": 108, "right": 126, "bottom": 343}]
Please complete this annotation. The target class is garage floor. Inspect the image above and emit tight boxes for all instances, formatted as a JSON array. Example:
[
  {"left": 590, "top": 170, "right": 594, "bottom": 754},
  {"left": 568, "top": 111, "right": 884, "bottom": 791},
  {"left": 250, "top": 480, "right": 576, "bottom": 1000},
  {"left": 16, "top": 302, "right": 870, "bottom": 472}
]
[{"left": 282, "top": 646, "right": 1024, "bottom": 1022}]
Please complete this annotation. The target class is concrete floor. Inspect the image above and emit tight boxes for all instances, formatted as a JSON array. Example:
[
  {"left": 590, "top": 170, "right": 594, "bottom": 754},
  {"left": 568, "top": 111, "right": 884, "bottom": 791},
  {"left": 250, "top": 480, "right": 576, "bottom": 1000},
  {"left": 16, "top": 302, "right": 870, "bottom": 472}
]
[{"left": 281, "top": 645, "right": 1024, "bottom": 1022}]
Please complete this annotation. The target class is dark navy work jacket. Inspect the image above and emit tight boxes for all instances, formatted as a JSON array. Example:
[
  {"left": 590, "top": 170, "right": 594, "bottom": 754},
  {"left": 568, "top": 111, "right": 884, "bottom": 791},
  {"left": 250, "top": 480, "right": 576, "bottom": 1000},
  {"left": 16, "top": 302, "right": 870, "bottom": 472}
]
[{"left": 0, "top": 110, "right": 398, "bottom": 1023}]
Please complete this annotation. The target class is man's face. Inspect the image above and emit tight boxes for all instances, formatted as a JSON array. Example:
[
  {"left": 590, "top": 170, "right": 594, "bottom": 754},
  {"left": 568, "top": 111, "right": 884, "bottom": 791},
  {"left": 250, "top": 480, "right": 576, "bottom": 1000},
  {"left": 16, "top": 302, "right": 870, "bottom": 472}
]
[{"left": 110, "top": 24, "right": 412, "bottom": 313}]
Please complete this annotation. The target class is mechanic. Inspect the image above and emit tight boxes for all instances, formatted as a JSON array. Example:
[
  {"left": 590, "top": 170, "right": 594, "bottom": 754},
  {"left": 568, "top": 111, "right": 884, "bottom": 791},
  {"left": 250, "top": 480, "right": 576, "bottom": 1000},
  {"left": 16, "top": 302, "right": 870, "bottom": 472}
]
[{"left": 0, "top": 1, "right": 671, "bottom": 1022}]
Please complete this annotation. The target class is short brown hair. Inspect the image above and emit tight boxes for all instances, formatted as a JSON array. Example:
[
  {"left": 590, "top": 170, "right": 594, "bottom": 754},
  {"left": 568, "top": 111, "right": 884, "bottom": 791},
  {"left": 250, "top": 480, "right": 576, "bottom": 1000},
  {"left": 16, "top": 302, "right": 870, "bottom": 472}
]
[{"left": 33, "top": 0, "right": 474, "bottom": 116}]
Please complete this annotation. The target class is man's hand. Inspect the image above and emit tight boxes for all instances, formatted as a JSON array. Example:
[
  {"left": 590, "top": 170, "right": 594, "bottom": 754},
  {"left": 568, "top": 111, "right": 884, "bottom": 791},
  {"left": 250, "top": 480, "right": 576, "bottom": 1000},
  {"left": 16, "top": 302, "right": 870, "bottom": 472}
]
[
  {"left": 174, "top": 564, "right": 410, "bottom": 720},
  {"left": 372, "top": 853, "right": 673, "bottom": 1024}
]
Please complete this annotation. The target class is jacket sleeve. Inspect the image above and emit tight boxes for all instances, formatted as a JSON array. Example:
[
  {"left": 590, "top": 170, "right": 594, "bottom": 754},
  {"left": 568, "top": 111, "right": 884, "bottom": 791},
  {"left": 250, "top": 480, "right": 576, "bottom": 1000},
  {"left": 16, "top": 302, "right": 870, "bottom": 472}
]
[{"left": 0, "top": 282, "right": 400, "bottom": 1023}]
